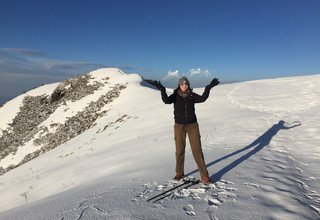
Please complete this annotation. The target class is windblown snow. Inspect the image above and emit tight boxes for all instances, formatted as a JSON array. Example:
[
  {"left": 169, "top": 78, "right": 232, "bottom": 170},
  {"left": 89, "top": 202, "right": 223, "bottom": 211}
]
[{"left": 0, "top": 68, "right": 319, "bottom": 220}]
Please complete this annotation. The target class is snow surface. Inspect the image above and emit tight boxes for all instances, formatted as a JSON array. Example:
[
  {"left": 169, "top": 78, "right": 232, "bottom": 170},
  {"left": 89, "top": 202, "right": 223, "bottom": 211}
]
[{"left": 0, "top": 68, "right": 319, "bottom": 219}]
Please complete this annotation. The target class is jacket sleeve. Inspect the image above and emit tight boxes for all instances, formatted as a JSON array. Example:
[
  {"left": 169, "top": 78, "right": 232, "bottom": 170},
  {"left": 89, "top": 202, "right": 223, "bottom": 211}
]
[
  {"left": 193, "top": 86, "right": 211, "bottom": 103},
  {"left": 161, "top": 88, "right": 175, "bottom": 104}
]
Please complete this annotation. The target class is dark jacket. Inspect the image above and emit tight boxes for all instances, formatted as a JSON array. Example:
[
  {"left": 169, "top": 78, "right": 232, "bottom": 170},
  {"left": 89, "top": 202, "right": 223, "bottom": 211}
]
[{"left": 161, "top": 86, "right": 211, "bottom": 124}]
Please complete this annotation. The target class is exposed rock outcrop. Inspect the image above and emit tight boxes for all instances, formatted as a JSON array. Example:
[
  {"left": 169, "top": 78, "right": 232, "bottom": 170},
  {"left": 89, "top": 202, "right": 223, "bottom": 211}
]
[{"left": 0, "top": 73, "right": 125, "bottom": 175}]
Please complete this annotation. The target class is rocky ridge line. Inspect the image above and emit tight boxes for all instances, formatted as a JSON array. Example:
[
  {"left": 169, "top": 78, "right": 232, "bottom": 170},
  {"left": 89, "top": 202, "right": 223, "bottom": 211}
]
[{"left": 0, "top": 73, "right": 125, "bottom": 175}]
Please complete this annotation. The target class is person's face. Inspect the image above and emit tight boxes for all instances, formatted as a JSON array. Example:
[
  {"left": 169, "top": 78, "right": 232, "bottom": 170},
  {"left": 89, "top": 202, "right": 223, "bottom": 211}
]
[{"left": 179, "top": 83, "right": 188, "bottom": 92}]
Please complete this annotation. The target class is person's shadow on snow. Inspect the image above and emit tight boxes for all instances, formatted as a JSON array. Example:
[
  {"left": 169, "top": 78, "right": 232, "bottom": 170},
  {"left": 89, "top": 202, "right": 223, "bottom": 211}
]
[{"left": 186, "top": 120, "right": 301, "bottom": 182}]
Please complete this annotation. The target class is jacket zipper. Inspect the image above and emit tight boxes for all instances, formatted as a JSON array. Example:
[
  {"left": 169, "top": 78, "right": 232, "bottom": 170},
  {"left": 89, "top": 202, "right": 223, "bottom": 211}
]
[{"left": 184, "top": 98, "right": 188, "bottom": 119}]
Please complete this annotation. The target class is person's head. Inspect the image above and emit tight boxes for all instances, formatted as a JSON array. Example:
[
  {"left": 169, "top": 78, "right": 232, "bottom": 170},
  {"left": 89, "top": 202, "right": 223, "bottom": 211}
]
[{"left": 178, "top": 77, "right": 190, "bottom": 92}]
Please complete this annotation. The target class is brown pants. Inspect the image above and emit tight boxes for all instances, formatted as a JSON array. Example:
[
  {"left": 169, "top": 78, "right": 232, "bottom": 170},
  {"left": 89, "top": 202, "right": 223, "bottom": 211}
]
[{"left": 174, "top": 123, "right": 209, "bottom": 178}]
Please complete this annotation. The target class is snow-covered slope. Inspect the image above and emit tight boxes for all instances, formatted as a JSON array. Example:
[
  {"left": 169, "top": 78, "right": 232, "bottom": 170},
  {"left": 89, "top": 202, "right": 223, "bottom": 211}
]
[{"left": 0, "top": 68, "right": 319, "bottom": 219}]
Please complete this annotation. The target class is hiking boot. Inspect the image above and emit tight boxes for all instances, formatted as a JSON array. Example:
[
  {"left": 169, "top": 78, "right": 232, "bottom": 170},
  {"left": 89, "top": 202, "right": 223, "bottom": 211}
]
[
  {"left": 201, "top": 176, "right": 213, "bottom": 184},
  {"left": 173, "top": 173, "right": 185, "bottom": 181}
]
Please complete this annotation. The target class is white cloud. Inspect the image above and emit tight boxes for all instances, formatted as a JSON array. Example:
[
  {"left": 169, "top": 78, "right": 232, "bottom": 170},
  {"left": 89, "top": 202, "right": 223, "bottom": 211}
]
[
  {"left": 0, "top": 48, "right": 47, "bottom": 58},
  {"left": 163, "top": 68, "right": 214, "bottom": 82},
  {"left": 163, "top": 70, "right": 180, "bottom": 80},
  {"left": 189, "top": 68, "right": 210, "bottom": 77}
]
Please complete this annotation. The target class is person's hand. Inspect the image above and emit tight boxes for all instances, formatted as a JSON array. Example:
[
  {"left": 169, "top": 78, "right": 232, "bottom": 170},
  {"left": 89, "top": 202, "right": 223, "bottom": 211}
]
[
  {"left": 147, "top": 80, "right": 165, "bottom": 90},
  {"left": 208, "top": 78, "right": 220, "bottom": 88}
]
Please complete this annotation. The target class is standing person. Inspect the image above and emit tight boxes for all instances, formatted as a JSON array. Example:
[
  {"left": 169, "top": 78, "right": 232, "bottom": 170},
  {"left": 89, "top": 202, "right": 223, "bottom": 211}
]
[{"left": 149, "top": 77, "right": 220, "bottom": 184}]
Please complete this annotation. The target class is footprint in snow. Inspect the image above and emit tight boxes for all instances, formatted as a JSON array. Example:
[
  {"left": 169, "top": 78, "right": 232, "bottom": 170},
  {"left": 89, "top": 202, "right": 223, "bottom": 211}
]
[
  {"left": 244, "top": 182, "right": 260, "bottom": 188},
  {"left": 216, "top": 191, "right": 237, "bottom": 202},
  {"left": 183, "top": 204, "right": 196, "bottom": 216},
  {"left": 207, "top": 197, "right": 221, "bottom": 207},
  {"left": 206, "top": 206, "right": 220, "bottom": 220}
]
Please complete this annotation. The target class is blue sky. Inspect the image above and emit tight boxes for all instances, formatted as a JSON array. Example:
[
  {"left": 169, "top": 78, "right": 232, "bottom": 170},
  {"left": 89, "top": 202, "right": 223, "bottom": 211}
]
[{"left": 0, "top": 0, "right": 319, "bottom": 102}]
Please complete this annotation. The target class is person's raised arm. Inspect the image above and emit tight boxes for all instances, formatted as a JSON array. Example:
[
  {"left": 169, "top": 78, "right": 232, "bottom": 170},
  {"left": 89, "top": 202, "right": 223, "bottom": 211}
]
[
  {"left": 194, "top": 78, "right": 220, "bottom": 103},
  {"left": 147, "top": 80, "right": 174, "bottom": 104}
]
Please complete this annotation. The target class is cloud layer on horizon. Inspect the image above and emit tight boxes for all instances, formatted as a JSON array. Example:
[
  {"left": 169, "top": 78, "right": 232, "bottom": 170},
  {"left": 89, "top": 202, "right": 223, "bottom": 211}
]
[
  {"left": 0, "top": 48, "right": 105, "bottom": 75},
  {"left": 0, "top": 48, "right": 107, "bottom": 102}
]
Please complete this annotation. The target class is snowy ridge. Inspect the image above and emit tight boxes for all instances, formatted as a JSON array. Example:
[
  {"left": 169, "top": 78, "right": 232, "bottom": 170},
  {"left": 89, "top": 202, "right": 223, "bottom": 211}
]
[
  {"left": 226, "top": 75, "right": 320, "bottom": 117},
  {"left": 0, "top": 68, "right": 133, "bottom": 174},
  {"left": 0, "top": 69, "right": 319, "bottom": 219}
]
